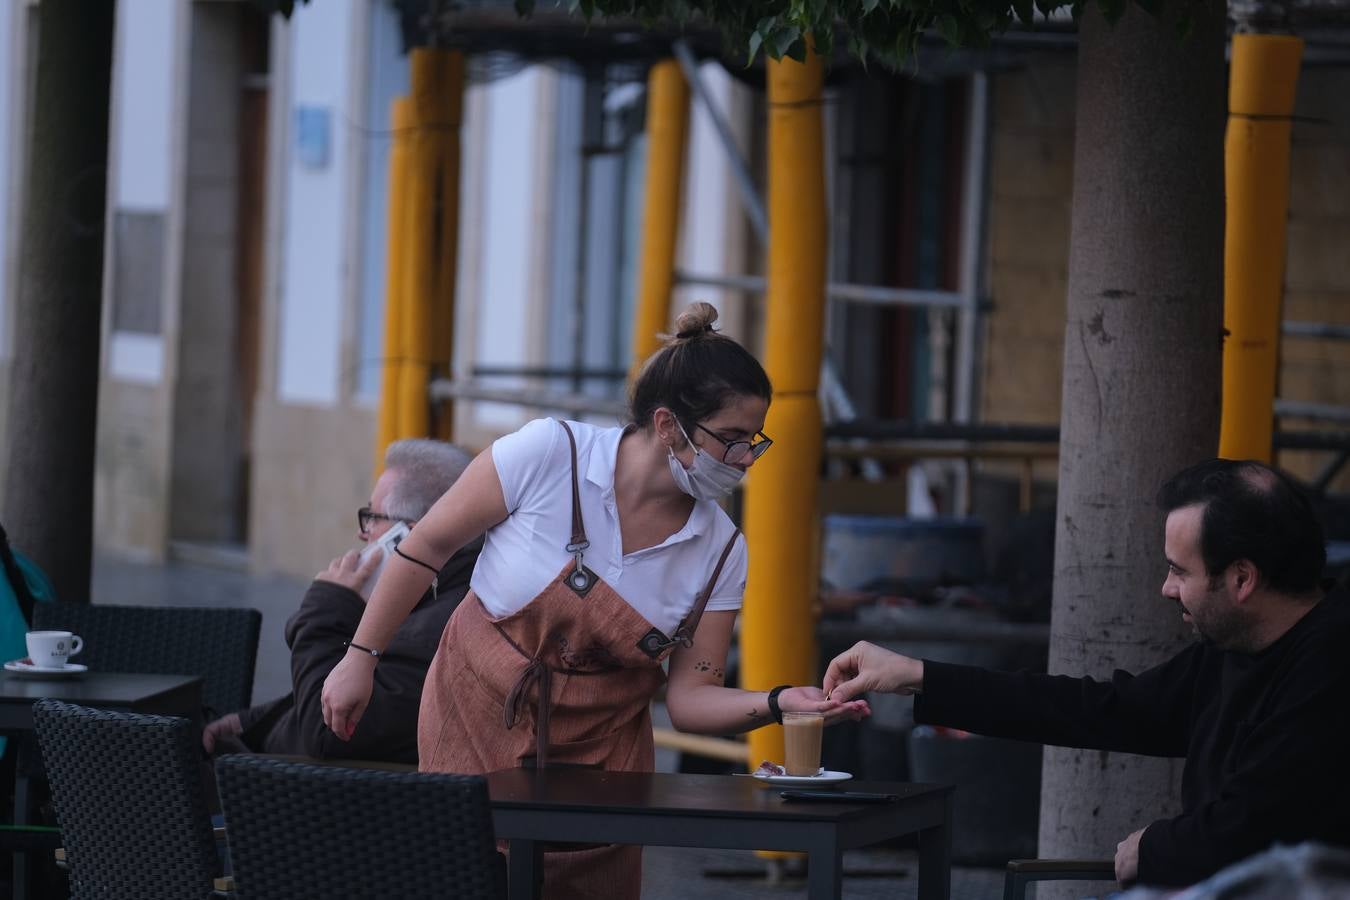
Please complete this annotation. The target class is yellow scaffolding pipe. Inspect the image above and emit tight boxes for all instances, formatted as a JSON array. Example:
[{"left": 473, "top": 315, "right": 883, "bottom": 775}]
[
  {"left": 397, "top": 48, "right": 465, "bottom": 443},
  {"left": 742, "top": 47, "right": 827, "bottom": 777},
  {"left": 1219, "top": 33, "right": 1303, "bottom": 463},
  {"left": 630, "top": 59, "right": 690, "bottom": 373},
  {"left": 374, "top": 97, "right": 412, "bottom": 476}
]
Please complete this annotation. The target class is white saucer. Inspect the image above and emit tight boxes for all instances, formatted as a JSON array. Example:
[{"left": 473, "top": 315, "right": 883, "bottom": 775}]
[
  {"left": 4, "top": 659, "right": 88, "bottom": 679},
  {"left": 753, "top": 770, "right": 852, "bottom": 786}
]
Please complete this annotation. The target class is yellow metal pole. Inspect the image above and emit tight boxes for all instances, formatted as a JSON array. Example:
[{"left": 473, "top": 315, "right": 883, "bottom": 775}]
[
  {"left": 430, "top": 50, "right": 465, "bottom": 441},
  {"left": 630, "top": 59, "right": 690, "bottom": 374},
  {"left": 1219, "top": 33, "right": 1303, "bottom": 463},
  {"left": 742, "top": 46, "right": 827, "bottom": 776},
  {"left": 375, "top": 97, "right": 412, "bottom": 476},
  {"left": 398, "top": 49, "right": 441, "bottom": 440}
]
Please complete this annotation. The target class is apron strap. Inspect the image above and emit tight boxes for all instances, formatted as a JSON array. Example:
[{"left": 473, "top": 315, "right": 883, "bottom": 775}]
[
  {"left": 557, "top": 420, "right": 589, "bottom": 554},
  {"left": 557, "top": 421, "right": 597, "bottom": 595},
  {"left": 671, "top": 528, "right": 741, "bottom": 646}
]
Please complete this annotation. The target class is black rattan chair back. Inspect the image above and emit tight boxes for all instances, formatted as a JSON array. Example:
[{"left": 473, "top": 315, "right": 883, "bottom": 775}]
[
  {"left": 32, "top": 699, "right": 223, "bottom": 900},
  {"left": 33, "top": 602, "right": 261, "bottom": 714},
  {"left": 215, "top": 755, "right": 506, "bottom": 900}
]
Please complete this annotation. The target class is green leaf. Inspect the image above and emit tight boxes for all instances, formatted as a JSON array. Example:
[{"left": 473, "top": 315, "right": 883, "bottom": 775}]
[
  {"left": 785, "top": 36, "right": 808, "bottom": 61},
  {"left": 748, "top": 28, "right": 764, "bottom": 61},
  {"left": 768, "top": 25, "right": 800, "bottom": 58},
  {"left": 936, "top": 13, "right": 961, "bottom": 44},
  {"left": 863, "top": 0, "right": 881, "bottom": 12}
]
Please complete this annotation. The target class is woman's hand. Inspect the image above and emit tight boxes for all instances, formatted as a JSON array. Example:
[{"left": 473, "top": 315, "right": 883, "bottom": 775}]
[
  {"left": 321, "top": 651, "right": 377, "bottom": 740},
  {"left": 777, "top": 685, "right": 870, "bottom": 726}
]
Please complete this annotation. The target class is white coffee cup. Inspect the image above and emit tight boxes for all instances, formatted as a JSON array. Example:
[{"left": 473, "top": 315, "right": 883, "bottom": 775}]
[{"left": 26, "top": 631, "right": 83, "bottom": 668}]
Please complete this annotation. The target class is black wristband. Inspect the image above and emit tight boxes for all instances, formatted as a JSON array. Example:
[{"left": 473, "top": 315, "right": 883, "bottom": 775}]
[
  {"left": 344, "top": 640, "right": 382, "bottom": 659},
  {"left": 766, "top": 684, "right": 792, "bottom": 725}
]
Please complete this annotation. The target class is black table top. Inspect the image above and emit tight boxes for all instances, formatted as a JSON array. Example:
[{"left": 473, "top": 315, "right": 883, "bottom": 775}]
[
  {"left": 486, "top": 767, "right": 950, "bottom": 820},
  {"left": 0, "top": 671, "right": 202, "bottom": 707}
]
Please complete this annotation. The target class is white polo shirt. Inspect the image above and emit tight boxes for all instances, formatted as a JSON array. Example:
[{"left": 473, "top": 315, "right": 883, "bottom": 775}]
[{"left": 471, "top": 418, "right": 747, "bottom": 636}]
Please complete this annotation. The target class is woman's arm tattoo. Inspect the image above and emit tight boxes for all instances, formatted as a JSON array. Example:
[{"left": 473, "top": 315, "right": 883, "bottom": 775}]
[{"left": 695, "top": 660, "right": 726, "bottom": 683}]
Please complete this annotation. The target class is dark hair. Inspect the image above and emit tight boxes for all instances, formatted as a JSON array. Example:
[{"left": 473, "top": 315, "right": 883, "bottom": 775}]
[
  {"left": 629, "top": 302, "right": 772, "bottom": 430},
  {"left": 1157, "top": 458, "right": 1326, "bottom": 595}
]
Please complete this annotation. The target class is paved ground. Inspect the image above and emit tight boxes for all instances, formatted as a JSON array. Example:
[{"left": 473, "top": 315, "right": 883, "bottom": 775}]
[{"left": 90, "top": 552, "right": 1027, "bottom": 900}]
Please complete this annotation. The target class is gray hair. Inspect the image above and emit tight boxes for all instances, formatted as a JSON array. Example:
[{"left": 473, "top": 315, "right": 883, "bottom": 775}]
[{"left": 382, "top": 439, "right": 473, "bottom": 522}]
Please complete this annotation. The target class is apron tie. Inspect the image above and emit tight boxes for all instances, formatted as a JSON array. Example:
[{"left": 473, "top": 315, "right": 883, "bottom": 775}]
[{"left": 504, "top": 657, "right": 553, "bottom": 768}]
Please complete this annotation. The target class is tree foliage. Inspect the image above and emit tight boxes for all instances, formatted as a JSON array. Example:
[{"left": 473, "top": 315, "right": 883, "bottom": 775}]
[{"left": 514, "top": 0, "right": 1190, "bottom": 66}]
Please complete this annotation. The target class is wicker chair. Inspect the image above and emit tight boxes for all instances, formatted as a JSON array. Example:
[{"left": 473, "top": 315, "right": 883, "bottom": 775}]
[
  {"left": 32, "top": 699, "right": 232, "bottom": 899},
  {"left": 33, "top": 602, "right": 262, "bottom": 715},
  {"left": 215, "top": 755, "right": 506, "bottom": 900}
]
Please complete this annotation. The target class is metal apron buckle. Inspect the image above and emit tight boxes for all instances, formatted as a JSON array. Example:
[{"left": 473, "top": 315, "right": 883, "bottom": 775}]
[
  {"left": 636, "top": 627, "right": 692, "bottom": 660},
  {"left": 565, "top": 540, "right": 595, "bottom": 596}
]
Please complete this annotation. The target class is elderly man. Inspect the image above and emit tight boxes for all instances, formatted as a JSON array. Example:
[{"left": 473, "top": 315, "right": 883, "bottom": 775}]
[
  {"left": 825, "top": 458, "right": 1350, "bottom": 889},
  {"left": 204, "top": 439, "right": 481, "bottom": 764}
]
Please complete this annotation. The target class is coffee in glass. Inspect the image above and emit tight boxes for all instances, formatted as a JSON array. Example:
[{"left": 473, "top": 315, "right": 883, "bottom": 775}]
[{"left": 782, "top": 711, "right": 824, "bottom": 776}]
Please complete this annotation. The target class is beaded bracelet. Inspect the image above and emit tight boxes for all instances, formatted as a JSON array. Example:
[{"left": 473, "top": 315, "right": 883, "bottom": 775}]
[{"left": 344, "top": 640, "right": 382, "bottom": 658}]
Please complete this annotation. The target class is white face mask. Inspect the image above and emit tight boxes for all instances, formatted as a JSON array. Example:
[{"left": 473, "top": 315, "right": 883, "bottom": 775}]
[{"left": 666, "top": 420, "right": 745, "bottom": 501}]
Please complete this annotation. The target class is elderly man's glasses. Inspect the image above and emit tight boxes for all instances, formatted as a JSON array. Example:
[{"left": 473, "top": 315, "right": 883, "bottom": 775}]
[
  {"left": 357, "top": 506, "right": 402, "bottom": 535},
  {"left": 693, "top": 423, "right": 773, "bottom": 465}
]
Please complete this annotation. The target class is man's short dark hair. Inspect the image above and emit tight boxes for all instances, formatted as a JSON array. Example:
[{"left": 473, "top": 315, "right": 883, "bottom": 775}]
[{"left": 1157, "top": 458, "right": 1326, "bottom": 595}]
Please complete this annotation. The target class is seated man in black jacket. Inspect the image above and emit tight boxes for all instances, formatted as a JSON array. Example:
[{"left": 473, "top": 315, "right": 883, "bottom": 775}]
[
  {"left": 203, "top": 439, "right": 482, "bottom": 764},
  {"left": 825, "top": 458, "right": 1349, "bottom": 890}
]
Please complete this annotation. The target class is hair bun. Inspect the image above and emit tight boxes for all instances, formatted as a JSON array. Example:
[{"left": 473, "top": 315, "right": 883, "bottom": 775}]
[{"left": 673, "top": 302, "right": 719, "bottom": 341}]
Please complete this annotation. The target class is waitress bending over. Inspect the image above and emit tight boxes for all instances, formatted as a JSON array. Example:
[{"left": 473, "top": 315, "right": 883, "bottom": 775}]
[{"left": 322, "top": 302, "right": 868, "bottom": 898}]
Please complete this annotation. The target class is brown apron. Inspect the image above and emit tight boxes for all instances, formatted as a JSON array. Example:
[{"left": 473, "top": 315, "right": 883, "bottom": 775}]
[{"left": 419, "top": 421, "right": 739, "bottom": 899}]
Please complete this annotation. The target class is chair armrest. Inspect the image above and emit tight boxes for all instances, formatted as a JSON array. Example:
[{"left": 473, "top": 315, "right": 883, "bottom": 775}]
[
  {"left": 213, "top": 874, "right": 236, "bottom": 897},
  {"left": 1004, "top": 858, "right": 1117, "bottom": 900}
]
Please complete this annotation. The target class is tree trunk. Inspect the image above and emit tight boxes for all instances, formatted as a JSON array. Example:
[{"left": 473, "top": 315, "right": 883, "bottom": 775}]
[
  {"left": 3, "top": 0, "right": 116, "bottom": 602},
  {"left": 1040, "top": 0, "right": 1227, "bottom": 875}
]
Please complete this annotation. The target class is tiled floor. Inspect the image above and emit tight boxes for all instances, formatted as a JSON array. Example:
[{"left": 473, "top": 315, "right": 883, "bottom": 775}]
[{"left": 91, "top": 553, "right": 1022, "bottom": 899}]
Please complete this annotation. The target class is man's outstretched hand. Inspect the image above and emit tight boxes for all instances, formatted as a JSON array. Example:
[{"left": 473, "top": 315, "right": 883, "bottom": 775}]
[{"left": 822, "top": 641, "right": 924, "bottom": 702}]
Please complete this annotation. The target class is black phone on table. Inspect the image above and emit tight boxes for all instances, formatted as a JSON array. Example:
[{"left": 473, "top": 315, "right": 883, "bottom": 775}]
[{"left": 779, "top": 790, "right": 897, "bottom": 803}]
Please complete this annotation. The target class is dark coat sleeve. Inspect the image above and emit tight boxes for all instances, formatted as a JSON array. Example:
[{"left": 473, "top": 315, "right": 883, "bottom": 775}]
[
  {"left": 1137, "top": 660, "right": 1350, "bottom": 885},
  {"left": 236, "top": 694, "right": 292, "bottom": 740},
  {"left": 914, "top": 649, "right": 1202, "bottom": 757},
  {"left": 282, "top": 580, "right": 426, "bottom": 762}
]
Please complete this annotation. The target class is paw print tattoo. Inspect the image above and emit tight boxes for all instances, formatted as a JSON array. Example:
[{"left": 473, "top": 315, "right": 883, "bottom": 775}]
[{"left": 695, "top": 660, "right": 711, "bottom": 672}]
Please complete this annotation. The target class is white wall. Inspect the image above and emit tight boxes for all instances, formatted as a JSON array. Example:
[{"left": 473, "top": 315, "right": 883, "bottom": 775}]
[
  {"left": 106, "top": 0, "right": 180, "bottom": 385},
  {"left": 353, "top": 2, "right": 407, "bottom": 400},
  {"left": 674, "top": 61, "right": 748, "bottom": 340},
  {"left": 276, "top": 0, "right": 356, "bottom": 406},
  {"left": 473, "top": 68, "right": 541, "bottom": 428},
  {"left": 113, "top": 1, "right": 175, "bottom": 212}
]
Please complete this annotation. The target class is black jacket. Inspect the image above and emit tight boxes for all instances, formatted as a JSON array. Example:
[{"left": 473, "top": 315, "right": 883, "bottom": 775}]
[
  {"left": 914, "top": 593, "right": 1350, "bottom": 887},
  {"left": 236, "top": 538, "right": 482, "bottom": 764}
]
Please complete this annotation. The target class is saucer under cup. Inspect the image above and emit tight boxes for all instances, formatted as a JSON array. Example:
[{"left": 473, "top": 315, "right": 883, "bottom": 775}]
[
  {"left": 4, "top": 659, "right": 88, "bottom": 679},
  {"left": 753, "top": 770, "right": 853, "bottom": 786}
]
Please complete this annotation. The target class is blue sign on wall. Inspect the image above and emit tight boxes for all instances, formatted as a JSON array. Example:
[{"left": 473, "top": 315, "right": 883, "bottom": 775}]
[{"left": 294, "top": 105, "right": 332, "bottom": 169}]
